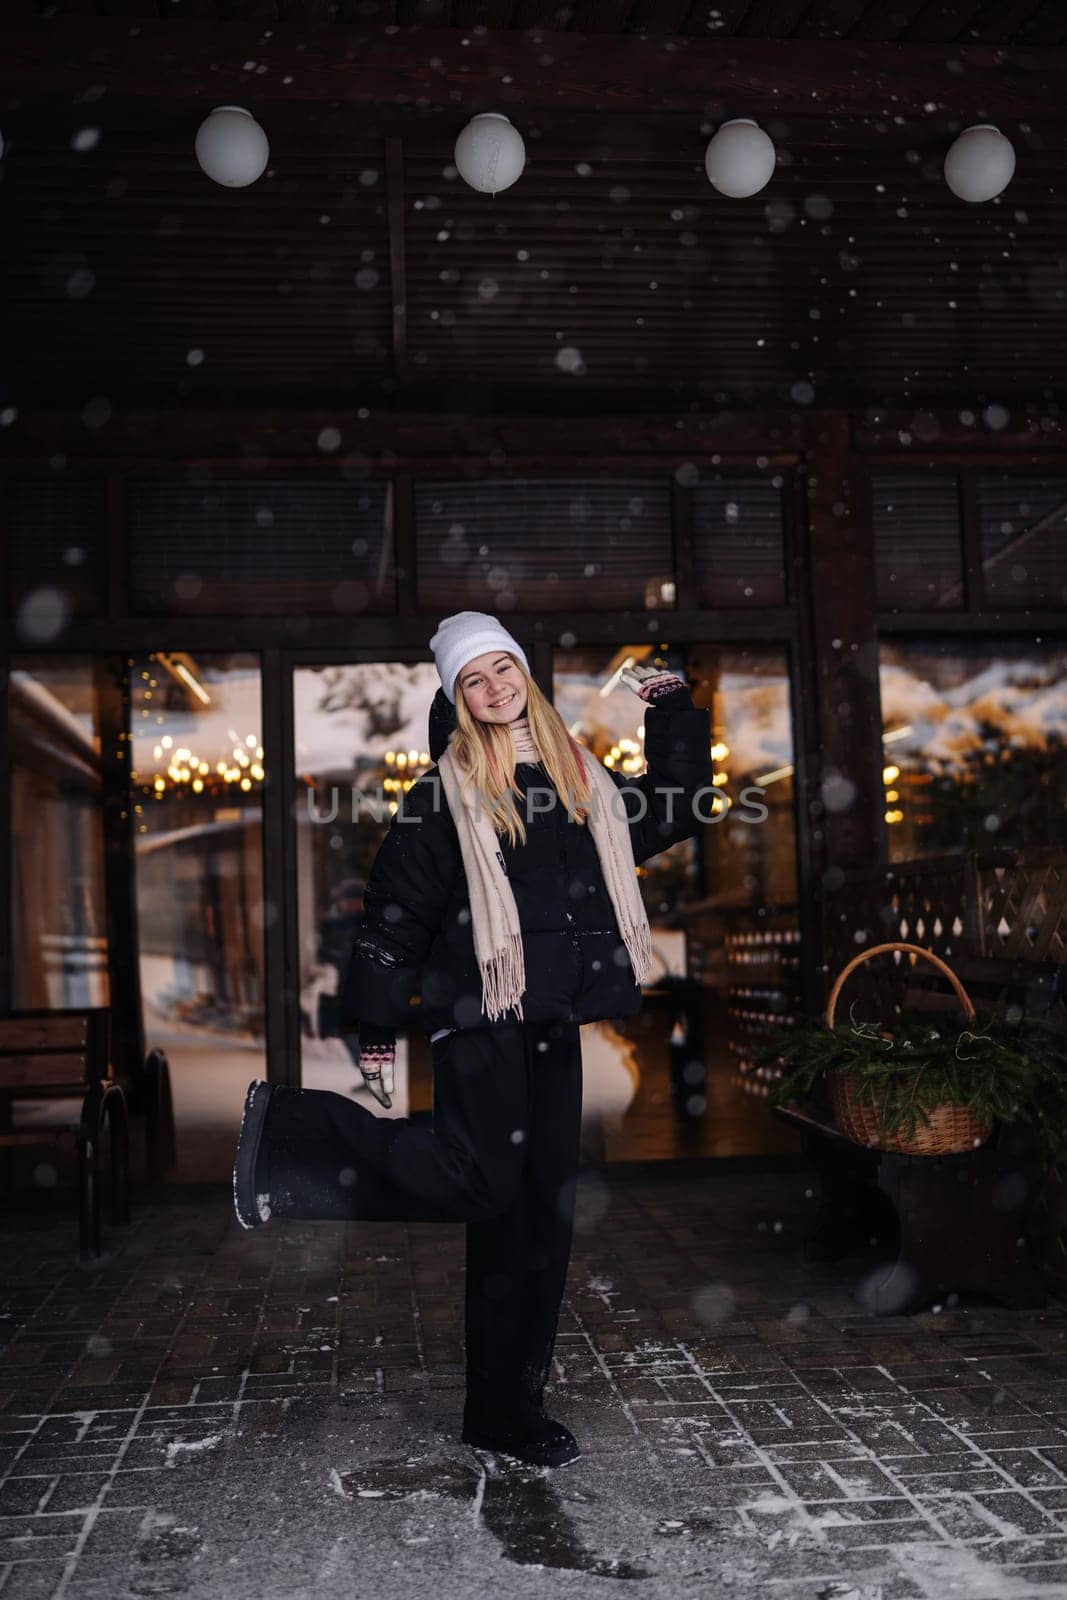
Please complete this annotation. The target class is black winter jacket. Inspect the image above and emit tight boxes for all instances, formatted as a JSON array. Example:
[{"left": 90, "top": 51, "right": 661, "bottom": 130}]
[{"left": 339, "top": 682, "right": 711, "bottom": 1041}]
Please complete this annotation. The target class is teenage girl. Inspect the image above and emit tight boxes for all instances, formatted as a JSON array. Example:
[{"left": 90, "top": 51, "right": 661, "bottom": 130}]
[{"left": 233, "top": 610, "right": 711, "bottom": 1467}]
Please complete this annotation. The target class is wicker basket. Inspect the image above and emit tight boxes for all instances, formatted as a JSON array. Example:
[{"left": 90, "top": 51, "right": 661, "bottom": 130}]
[{"left": 825, "top": 941, "right": 994, "bottom": 1156}]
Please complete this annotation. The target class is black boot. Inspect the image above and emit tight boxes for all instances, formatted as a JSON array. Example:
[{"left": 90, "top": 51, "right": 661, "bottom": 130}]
[
  {"left": 461, "top": 1401, "right": 581, "bottom": 1468},
  {"left": 233, "top": 1080, "right": 274, "bottom": 1230}
]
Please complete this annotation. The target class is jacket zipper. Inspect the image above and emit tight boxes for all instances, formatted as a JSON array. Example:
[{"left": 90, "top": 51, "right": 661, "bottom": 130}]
[{"left": 557, "top": 804, "right": 583, "bottom": 1000}]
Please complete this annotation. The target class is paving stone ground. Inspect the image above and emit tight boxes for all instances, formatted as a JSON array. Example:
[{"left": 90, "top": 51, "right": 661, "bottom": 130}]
[{"left": 3, "top": 1162, "right": 1067, "bottom": 1598}]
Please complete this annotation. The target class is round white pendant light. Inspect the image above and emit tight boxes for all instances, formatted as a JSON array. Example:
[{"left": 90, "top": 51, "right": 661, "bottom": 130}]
[
  {"left": 195, "top": 105, "right": 270, "bottom": 188},
  {"left": 454, "top": 112, "right": 526, "bottom": 195},
  {"left": 944, "top": 124, "right": 1015, "bottom": 203},
  {"left": 704, "top": 117, "right": 776, "bottom": 199}
]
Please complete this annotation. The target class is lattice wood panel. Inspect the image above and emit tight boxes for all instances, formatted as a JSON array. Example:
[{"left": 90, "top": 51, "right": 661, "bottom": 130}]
[
  {"left": 826, "top": 849, "right": 1067, "bottom": 1026},
  {"left": 980, "top": 855, "right": 1067, "bottom": 966}
]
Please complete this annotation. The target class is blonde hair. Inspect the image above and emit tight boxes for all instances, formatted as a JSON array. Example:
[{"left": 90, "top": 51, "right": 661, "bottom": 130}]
[{"left": 450, "top": 654, "right": 593, "bottom": 848}]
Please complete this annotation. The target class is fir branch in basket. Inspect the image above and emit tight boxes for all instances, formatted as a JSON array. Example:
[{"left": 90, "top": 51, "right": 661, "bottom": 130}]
[{"left": 751, "top": 1006, "right": 1067, "bottom": 1161}]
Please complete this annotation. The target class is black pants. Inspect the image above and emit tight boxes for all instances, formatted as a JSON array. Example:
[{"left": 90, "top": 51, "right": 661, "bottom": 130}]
[{"left": 262, "top": 1018, "right": 583, "bottom": 1425}]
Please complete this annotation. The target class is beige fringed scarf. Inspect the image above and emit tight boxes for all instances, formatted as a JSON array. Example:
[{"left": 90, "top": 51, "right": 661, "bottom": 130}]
[{"left": 436, "top": 717, "right": 656, "bottom": 1023}]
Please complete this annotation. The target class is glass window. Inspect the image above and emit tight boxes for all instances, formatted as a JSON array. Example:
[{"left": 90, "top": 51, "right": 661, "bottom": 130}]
[
  {"left": 292, "top": 661, "right": 442, "bottom": 1113},
  {"left": 879, "top": 637, "right": 1067, "bottom": 860},
  {"left": 415, "top": 477, "right": 674, "bottom": 612},
  {"left": 8, "top": 657, "right": 110, "bottom": 1009},
  {"left": 5, "top": 475, "right": 108, "bottom": 626},
  {"left": 690, "top": 474, "right": 786, "bottom": 607},
  {"left": 127, "top": 477, "right": 392, "bottom": 616},
  {"left": 554, "top": 643, "right": 800, "bottom": 1165},
  {"left": 128, "top": 652, "right": 265, "bottom": 1180},
  {"left": 873, "top": 474, "right": 962, "bottom": 612},
  {"left": 977, "top": 474, "right": 1067, "bottom": 610}
]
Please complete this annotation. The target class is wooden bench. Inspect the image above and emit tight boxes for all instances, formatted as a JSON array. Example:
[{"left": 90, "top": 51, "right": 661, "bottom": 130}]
[
  {"left": 774, "top": 952, "right": 1065, "bottom": 1314},
  {"left": 0, "top": 1010, "right": 131, "bottom": 1258}
]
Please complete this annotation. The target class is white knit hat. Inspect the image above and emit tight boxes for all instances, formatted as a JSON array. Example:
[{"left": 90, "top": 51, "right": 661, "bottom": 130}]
[{"left": 429, "top": 611, "right": 530, "bottom": 704}]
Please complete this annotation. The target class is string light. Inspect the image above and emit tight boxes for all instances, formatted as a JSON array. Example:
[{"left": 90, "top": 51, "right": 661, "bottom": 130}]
[
  {"left": 383, "top": 749, "right": 431, "bottom": 796},
  {"left": 138, "top": 733, "right": 265, "bottom": 799}
]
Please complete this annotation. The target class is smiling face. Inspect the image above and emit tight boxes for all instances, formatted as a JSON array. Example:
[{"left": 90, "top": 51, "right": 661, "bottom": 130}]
[{"left": 456, "top": 651, "right": 529, "bottom": 724}]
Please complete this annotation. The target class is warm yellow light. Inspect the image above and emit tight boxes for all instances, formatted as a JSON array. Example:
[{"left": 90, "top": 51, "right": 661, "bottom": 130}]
[
  {"left": 161, "top": 736, "right": 173, "bottom": 749},
  {"left": 885, "top": 788, "right": 899, "bottom": 802},
  {"left": 397, "top": 753, "right": 407, "bottom": 767},
  {"left": 713, "top": 770, "right": 729, "bottom": 785},
  {"left": 198, "top": 761, "right": 209, "bottom": 775},
  {"left": 240, "top": 777, "right": 252, "bottom": 791},
  {"left": 711, "top": 741, "right": 730, "bottom": 761},
  {"left": 153, "top": 745, "right": 163, "bottom": 760},
  {"left": 216, "top": 761, "right": 227, "bottom": 774},
  {"left": 192, "top": 778, "right": 204, "bottom": 793},
  {"left": 246, "top": 734, "right": 256, "bottom": 747},
  {"left": 251, "top": 764, "right": 264, "bottom": 781},
  {"left": 883, "top": 764, "right": 900, "bottom": 783},
  {"left": 172, "top": 660, "right": 211, "bottom": 706},
  {"left": 408, "top": 749, "right": 418, "bottom": 763},
  {"left": 153, "top": 777, "right": 165, "bottom": 791},
  {"left": 385, "top": 751, "right": 395, "bottom": 764},
  {"left": 885, "top": 808, "right": 905, "bottom": 824}
]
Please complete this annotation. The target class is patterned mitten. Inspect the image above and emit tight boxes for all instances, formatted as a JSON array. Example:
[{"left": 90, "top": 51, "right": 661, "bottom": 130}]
[
  {"left": 359, "top": 1042, "right": 394, "bottom": 1108},
  {"left": 619, "top": 663, "right": 689, "bottom": 703}
]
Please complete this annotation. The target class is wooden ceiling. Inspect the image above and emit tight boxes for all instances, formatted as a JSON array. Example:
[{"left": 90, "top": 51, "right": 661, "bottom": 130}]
[
  {"left": 2, "top": 3, "right": 1065, "bottom": 416},
  {"left": 14, "top": 0, "right": 1067, "bottom": 44}
]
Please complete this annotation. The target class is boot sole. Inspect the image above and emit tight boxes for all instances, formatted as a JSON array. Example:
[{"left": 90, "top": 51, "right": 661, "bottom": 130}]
[
  {"left": 460, "top": 1428, "right": 581, "bottom": 1468},
  {"left": 233, "top": 1079, "right": 273, "bottom": 1230}
]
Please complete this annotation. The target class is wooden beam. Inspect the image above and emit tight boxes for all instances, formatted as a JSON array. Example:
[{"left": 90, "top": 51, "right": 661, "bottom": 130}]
[
  {"left": 0, "top": 607, "right": 804, "bottom": 657},
  {"left": 2, "top": 20, "right": 1065, "bottom": 119},
  {"left": 6, "top": 598, "right": 1063, "bottom": 659},
  {"left": 853, "top": 409, "right": 1067, "bottom": 453},
  {"left": 0, "top": 407, "right": 806, "bottom": 461},
  {"left": 3, "top": 407, "right": 1065, "bottom": 469}
]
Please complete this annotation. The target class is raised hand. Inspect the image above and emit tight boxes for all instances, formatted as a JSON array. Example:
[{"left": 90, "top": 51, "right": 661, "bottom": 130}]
[{"left": 619, "top": 663, "right": 688, "bottom": 703}]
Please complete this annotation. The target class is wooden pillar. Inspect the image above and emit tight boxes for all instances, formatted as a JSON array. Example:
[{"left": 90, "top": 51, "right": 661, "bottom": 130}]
[
  {"left": 96, "top": 656, "right": 146, "bottom": 1079},
  {"left": 801, "top": 413, "right": 884, "bottom": 992},
  {"left": 262, "top": 646, "right": 301, "bottom": 1088},
  {"left": 0, "top": 653, "right": 10, "bottom": 1016}
]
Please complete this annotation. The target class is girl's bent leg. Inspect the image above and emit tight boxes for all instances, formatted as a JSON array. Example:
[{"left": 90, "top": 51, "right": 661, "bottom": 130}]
[{"left": 263, "top": 1024, "right": 530, "bottom": 1223}]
